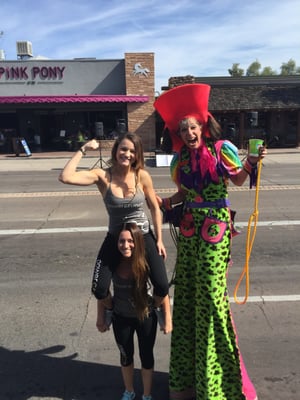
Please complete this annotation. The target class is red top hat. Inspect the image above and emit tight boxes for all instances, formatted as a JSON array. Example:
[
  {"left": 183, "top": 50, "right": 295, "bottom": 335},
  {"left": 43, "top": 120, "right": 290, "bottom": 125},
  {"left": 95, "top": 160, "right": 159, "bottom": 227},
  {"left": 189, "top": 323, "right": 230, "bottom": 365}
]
[{"left": 154, "top": 83, "right": 211, "bottom": 151}]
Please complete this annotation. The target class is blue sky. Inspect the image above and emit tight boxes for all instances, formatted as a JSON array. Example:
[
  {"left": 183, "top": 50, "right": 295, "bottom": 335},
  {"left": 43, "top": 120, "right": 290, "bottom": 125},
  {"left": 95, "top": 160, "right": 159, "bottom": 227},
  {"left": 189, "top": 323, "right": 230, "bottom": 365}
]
[{"left": 0, "top": 0, "right": 299, "bottom": 92}]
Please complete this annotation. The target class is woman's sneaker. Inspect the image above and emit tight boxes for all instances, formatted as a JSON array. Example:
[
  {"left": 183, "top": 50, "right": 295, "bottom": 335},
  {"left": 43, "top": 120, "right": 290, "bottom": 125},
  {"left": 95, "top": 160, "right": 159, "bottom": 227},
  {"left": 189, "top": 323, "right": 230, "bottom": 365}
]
[{"left": 121, "top": 390, "right": 136, "bottom": 400}]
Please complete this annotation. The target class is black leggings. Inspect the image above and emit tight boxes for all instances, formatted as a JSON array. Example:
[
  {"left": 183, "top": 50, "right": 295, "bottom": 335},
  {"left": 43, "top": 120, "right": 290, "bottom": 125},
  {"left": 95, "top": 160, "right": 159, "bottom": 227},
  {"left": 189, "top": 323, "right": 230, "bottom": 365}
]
[
  {"left": 91, "top": 231, "right": 169, "bottom": 299},
  {"left": 112, "top": 311, "right": 157, "bottom": 369}
]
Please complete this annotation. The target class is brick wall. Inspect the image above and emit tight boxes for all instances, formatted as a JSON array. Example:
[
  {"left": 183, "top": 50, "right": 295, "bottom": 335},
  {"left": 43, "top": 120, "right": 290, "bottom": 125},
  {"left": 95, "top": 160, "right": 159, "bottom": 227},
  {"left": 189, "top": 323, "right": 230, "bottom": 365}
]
[
  {"left": 125, "top": 53, "right": 156, "bottom": 151},
  {"left": 168, "top": 75, "right": 196, "bottom": 88}
]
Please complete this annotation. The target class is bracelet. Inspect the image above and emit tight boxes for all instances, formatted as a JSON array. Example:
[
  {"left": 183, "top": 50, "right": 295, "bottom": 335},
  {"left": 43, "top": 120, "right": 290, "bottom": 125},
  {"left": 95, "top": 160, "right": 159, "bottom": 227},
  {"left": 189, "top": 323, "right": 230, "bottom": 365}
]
[{"left": 79, "top": 147, "right": 86, "bottom": 156}]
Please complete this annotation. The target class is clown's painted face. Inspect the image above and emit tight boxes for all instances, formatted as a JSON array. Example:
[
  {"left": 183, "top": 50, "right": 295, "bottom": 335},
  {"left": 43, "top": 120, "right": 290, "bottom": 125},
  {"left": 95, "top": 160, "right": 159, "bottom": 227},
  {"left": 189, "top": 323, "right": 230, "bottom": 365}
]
[{"left": 178, "top": 117, "right": 203, "bottom": 149}]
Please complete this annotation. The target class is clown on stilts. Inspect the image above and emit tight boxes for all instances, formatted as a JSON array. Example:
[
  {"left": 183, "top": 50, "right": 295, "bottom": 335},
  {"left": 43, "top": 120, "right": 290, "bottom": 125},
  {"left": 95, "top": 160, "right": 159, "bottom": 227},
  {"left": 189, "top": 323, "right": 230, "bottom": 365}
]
[{"left": 154, "top": 84, "right": 267, "bottom": 400}]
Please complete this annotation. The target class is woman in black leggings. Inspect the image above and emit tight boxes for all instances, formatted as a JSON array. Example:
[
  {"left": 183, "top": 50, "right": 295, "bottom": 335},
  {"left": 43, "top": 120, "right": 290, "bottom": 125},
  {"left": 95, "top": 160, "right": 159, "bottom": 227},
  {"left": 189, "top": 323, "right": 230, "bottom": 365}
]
[{"left": 96, "top": 223, "right": 172, "bottom": 400}]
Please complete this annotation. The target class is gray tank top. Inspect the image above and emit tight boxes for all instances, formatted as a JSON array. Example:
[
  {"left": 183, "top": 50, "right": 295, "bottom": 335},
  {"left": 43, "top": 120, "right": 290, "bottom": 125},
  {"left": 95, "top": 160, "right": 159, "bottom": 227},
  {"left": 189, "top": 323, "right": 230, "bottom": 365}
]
[
  {"left": 103, "top": 184, "right": 149, "bottom": 235},
  {"left": 112, "top": 274, "right": 137, "bottom": 318},
  {"left": 112, "top": 273, "right": 154, "bottom": 318}
]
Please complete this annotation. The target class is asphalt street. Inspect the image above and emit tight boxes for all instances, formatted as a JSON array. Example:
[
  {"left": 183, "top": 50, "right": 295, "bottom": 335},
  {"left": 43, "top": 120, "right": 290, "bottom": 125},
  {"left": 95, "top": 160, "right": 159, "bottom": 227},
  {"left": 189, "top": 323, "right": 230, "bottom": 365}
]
[{"left": 0, "top": 147, "right": 300, "bottom": 400}]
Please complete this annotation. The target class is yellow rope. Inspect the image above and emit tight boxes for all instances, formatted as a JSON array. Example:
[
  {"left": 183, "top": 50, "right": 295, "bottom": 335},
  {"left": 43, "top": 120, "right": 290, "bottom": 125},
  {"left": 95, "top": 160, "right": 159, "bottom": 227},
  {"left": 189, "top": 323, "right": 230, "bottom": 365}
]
[{"left": 233, "top": 159, "right": 263, "bottom": 305}]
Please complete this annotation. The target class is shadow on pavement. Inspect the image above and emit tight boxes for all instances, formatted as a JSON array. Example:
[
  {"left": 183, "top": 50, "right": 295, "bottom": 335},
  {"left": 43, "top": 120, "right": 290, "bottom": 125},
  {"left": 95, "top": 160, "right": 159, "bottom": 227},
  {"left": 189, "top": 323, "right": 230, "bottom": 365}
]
[{"left": 0, "top": 345, "right": 169, "bottom": 399}]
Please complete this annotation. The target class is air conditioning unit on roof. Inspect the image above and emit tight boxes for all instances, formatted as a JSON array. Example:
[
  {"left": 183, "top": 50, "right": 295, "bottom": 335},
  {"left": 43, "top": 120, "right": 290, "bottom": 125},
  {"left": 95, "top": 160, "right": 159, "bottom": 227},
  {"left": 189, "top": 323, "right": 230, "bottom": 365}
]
[{"left": 16, "top": 41, "right": 33, "bottom": 58}]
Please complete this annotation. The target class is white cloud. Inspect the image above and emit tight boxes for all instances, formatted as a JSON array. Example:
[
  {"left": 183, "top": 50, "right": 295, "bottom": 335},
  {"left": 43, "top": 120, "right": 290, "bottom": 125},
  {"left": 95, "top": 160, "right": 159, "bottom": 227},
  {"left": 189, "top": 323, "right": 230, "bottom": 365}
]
[{"left": 0, "top": 0, "right": 299, "bottom": 91}]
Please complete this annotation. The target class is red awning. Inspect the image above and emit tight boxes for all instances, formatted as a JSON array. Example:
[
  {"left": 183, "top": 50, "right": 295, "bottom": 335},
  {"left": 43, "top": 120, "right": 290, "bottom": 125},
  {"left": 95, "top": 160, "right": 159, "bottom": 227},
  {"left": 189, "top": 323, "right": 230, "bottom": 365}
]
[{"left": 0, "top": 95, "right": 149, "bottom": 104}]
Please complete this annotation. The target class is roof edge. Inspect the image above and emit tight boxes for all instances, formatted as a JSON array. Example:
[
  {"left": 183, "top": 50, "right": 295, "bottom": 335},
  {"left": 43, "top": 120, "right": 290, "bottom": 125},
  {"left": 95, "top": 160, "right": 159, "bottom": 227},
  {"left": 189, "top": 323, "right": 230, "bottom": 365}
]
[{"left": 0, "top": 94, "right": 149, "bottom": 104}]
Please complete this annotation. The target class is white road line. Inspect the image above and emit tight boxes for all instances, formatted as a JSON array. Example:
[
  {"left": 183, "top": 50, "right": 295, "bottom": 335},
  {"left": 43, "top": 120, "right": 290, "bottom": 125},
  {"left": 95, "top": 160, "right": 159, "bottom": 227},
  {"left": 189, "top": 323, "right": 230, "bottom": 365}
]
[
  {"left": 235, "top": 220, "right": 300, "bottom": 227},
  {"left": 1, "top": 220, "right": 300, "bottom": 236},
  {"left": 229, "top": 295, "right": 300, "bottom": 303},
  {"left": 0, "top": 226, "right": 107, "bottom": 235},
  {"left": 1, "top": 224, "right": 299, "bottom": 304},
  {"left": 167, "top": 295, "right": 300, "bottom": 304}
]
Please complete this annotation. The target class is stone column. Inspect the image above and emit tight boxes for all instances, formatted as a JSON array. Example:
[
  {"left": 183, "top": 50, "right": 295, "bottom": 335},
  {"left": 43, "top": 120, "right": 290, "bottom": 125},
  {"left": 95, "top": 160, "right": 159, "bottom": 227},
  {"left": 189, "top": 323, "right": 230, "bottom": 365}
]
[{"left": 125, "top": 53, "right": 155, "bottom": 151}]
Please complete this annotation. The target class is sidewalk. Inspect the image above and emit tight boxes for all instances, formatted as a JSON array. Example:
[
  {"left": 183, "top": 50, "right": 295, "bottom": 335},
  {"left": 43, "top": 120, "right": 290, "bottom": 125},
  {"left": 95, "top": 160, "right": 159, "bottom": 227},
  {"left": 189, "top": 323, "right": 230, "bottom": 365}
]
[
  {"left": 0, "top": 151, "right": 111, "bottom": 172},
  {"left": 0, "top": 147, "right": 299, "bottom": 172}
]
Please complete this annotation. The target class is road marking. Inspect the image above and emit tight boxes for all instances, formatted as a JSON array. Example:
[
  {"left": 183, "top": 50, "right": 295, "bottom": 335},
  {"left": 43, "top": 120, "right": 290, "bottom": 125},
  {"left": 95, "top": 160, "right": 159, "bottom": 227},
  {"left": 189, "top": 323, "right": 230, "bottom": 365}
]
[
  {"left": 235, "top": 220, "right": 300, "bottom": 227},
  {"left": 1, "top": 184, "right": 300, "bottom": 198},
  {"left": 168, "top": 295, "right": 300, "bottom": 304},
  {"left": 0, "top": 226, "right": 108, "bottom": 235},
  {"left": 229, "top": 295, "right": 300, "bottom": 303},
  {"left": 167, "top": 295, "right": 300, "bottom": 304},
  {"left": 0, "top": 220, "right": 300, "bottom": 236},
  {"left": 0, "top": 191, "right": 99, "bottom": 198}
]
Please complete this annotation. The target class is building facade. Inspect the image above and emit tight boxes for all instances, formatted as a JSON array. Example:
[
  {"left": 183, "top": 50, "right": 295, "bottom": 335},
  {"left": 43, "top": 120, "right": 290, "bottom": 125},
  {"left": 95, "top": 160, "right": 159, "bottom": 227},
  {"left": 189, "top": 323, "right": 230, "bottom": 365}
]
[
  {"left": 0, "top": 52, "right": 156, "bottom": 153},
  {"left": 2, "top": 51, "right": 299, "bottom": 154},
  {"left": 159, "top": 75, "right": 300, "bottom": 149}
]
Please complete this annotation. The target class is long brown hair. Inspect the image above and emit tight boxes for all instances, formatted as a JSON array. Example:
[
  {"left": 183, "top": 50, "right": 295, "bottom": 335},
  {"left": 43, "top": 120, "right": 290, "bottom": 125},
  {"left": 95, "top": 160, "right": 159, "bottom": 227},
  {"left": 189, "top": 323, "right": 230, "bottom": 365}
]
[
  {"left": 109, "top": 132, "right": 145, "bottom": 172},
  {"left": 120, "top": 222, "right": 150, "bottom": 320},
  {"left": 207, "top": 115, "right": 222, "bottom": 141}
]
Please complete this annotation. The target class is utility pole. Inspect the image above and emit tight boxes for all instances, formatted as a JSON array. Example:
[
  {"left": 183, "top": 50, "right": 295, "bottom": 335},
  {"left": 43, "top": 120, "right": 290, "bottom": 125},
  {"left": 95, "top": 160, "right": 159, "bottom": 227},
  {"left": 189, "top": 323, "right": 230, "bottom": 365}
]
[{"left": 0, "top": 30, "right": 5, "bottom": 60}]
